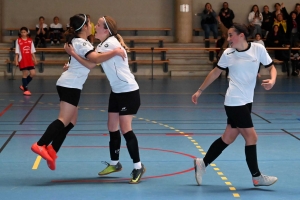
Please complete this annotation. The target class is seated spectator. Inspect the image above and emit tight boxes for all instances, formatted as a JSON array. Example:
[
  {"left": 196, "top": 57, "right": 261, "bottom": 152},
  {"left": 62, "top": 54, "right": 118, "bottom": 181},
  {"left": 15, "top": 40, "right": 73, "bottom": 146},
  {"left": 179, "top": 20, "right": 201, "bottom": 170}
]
[
  {"left": 286, "top": 11, "right": 299, "bottom": 48},
  {"left": 290, "top": 41, "right": 300, "bottom": 76},
  {"left": 196, "top": 3, "right": 218, "bottom": 42},
  {"left": 274, "top": 13, "right": 288, "bottom": 37},
  {"left": 266, "top": 25, "right": 289, "bottom": 75},
  {"left": 253, "top": 33, "right": 265, "bottom": 46},
  {"left": 86, "top": 14, "right": 95, "bottom": 45},
  {"left": 35, "top": 16, "right": 48, "bottom": 48},
  {"left": 272, "top": 3, "right": 288, "bottom": 20},
  {"left": 49, "top": 16, "right": 63, "bottom": 45},
  {"left": 248, "top": 5, "right": 263, "bottom": 38},
  {"left": 253, "top": 33, "right": 265, "bottom": 77},
  {"left": 64, "top": 23, "right": 71, "bottom": 42},
  {"left": 261, "top": 5, "right": 274, "bottom": 38},
  {"left": 218, "top": 2, "right": 235, "bottom": 29}
]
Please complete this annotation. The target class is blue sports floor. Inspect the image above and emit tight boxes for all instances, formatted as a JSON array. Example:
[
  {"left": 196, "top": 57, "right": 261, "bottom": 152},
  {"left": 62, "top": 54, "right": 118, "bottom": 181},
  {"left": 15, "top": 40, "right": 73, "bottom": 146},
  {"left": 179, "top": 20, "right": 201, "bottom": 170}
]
[{"left": 0, "top": 75, "right": 299, "bottom": 200}]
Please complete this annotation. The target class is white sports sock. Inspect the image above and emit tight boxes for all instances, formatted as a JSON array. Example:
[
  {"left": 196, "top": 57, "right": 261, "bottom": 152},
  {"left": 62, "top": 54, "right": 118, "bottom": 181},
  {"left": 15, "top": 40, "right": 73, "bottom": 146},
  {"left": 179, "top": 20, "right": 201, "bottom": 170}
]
[
  {"left": 110, "top": 160, "right": 119, "bottom": 165},
  {"left": 134, "top": 162, "right": 142, "bottom": 169}
]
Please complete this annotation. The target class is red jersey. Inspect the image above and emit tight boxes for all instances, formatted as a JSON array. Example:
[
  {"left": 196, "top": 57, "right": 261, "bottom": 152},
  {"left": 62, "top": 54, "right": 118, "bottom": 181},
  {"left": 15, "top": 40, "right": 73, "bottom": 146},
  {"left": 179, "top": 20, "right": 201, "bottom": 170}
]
[{"left": 16, "top": 38, "right": 35, "bottom": 69}]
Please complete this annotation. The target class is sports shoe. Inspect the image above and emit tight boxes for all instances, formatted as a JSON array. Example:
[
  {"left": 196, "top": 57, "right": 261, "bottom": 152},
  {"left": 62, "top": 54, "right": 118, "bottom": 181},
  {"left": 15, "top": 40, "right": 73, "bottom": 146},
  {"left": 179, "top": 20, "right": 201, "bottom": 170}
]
[
  {"left": 252, "top": 174, "right": 278, "bottom": 186},
  {"left": 51, "top": 41, "right": 54, "bottom": 46},
  {"left": 194, "top": 158, "right": 206, "bottom": 185},
  {"left": 46, "top": 145, "right": 58, "bottom": 170},
  {"left": 23, "top": 91, "right": 31, "bottom": 96},
  {"left": 31, "top": 143, "right": 53, "bottom": 162},
  {"left": 98, "top": 161, "right": 122, "bottom": 176},
  {"left": 57, "top": 41, "right": 60, "bottom": 45},
  {"left": 129, "top": 163, "right": 146, "bottom": 184},
  {"left": 19, "top": 85, "right": 24, "bottom": 91}
]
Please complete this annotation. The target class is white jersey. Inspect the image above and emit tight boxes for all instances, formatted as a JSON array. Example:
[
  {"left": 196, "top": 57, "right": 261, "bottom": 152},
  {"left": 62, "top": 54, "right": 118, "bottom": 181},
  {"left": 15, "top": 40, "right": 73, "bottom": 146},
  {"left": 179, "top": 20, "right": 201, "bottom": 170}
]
[
  {"left": 56, "top": 38, "right": 94, "bottom": 90},
  {"left": 96, "top": 36, "right": 139, "bottom": 93},
  {"left": 217, "top": 42, "right": 273, "bottom": 106}
]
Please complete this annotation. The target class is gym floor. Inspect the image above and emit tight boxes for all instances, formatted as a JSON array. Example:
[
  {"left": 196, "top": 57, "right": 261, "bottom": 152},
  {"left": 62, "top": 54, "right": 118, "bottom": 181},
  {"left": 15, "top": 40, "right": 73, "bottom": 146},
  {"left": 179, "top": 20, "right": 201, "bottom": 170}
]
[{"left": 0, "top": 75, "right": 299, "bottom": 200}]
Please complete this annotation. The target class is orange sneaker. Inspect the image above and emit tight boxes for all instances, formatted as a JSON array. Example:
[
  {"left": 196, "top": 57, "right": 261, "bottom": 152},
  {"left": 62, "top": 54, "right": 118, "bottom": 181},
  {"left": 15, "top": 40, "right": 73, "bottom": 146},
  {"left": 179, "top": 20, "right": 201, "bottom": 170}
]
[
  {"left": 19, "top": 85, "right": 24, "bottom": 91},
  {"left": 46, "top": 145, "right": 58, "bottom": 170},
  {"left": 23, "top": 90, "right": 31, "bottom": 96},
  {"left": 31, "top": 143, "right": 53, "bottom": 162}
]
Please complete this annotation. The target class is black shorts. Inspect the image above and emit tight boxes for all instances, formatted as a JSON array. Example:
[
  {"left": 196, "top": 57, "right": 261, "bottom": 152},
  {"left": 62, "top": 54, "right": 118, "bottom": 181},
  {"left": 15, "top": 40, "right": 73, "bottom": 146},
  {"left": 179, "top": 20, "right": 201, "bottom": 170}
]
[
  {"left": 20, "top": 66, "right": 35, "bottom": 71},
  {"left": 108, "top": 89, "right": 140, "bottom": 115},
  {"left": 56, "top": 86, "right": 81, "bottom": 107},
  {"left": 224, "top": 103, "right": 253, "bottom": 128}
]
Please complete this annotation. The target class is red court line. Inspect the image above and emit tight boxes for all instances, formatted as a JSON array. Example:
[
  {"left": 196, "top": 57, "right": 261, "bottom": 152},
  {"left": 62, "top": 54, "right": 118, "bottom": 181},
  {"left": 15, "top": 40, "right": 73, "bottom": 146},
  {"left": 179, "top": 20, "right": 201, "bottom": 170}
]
[
  {"left": 52, "top": 146, "right": 196, "bottom": 183},
  {"left": 0, "top": 103, "right": 13, "bottom": 117}
]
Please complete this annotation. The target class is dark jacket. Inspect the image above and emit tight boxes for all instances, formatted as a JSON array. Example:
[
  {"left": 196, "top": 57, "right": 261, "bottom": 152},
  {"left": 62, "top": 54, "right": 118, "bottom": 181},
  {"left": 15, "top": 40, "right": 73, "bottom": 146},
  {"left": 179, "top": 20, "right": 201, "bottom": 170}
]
[{"left": 219, "top": 8, "right": 235, "bottom": 29}]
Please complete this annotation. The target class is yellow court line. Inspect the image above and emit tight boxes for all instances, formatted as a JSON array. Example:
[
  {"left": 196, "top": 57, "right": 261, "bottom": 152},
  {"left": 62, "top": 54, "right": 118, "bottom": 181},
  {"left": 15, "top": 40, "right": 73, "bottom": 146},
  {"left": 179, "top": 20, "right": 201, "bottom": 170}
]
[{"left": 32, "top": 156, "right": 42, "bottom": 170}]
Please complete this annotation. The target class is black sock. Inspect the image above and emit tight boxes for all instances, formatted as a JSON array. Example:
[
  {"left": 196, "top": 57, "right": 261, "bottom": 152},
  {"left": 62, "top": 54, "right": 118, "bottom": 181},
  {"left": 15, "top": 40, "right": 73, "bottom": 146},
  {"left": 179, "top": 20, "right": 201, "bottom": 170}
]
[
  {"left": 245, "top": 145, "right": 261, "bottom": 177},
  {"left": 51, "top": 123, "right": 74, "bottom": 152},
  {"left": 22, "top": 78, "right": 28, "bottom": 91},
  {"left": 123, "top": 130, "right": 140, "bottom": 163},
  {"left": 27, "top": 75, "right": 32, "bottom": 85},
  {"left": 203, "top": 137, "right": 228, "bottom": 167},
  {"left": 109, "top": 130, "right": 121, "bottom": 161},
  {"left": 37, "top": 119, "right": 65, "bottom": 146}
]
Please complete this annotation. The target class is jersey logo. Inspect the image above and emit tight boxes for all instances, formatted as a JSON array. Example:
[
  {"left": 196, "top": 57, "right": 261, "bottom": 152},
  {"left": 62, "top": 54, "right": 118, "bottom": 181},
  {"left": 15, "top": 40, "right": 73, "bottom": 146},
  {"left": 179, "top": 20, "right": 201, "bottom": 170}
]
[
  {"left": 83, "top": 42, "right": 86, "bottom": 46},
  {"left": 227, "top": 51, "right": 235, "bottom": 55},
  {"left": 121, "top": 107, "right": 127, "bottom": 112},
  {"left": 105, "top": 44, "right": 109, "bottom": 48}
]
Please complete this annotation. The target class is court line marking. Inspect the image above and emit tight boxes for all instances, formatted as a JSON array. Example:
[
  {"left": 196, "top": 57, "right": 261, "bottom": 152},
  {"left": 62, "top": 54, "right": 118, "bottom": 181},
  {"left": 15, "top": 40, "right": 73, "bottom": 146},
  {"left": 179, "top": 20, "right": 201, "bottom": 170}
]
[
  {"left": 0, "top": 103, "right": 13, "bottom": 117},
  {"left": 0, "top": 131, "right": 16, "bottom": 153},
  {"left": 281, "top": 129, "right": 300, "bottom": 141},
  {"left": 20, "top": 94, "right": 44, "bottom": 125}
]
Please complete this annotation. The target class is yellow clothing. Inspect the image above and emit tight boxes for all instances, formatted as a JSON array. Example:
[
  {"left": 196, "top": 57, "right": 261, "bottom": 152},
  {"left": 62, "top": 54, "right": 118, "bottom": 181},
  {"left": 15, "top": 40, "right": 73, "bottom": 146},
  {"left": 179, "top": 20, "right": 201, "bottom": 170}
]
[
  {"left": 274, "top": 20, "right": 287, "bottom": 33},
  {"left": 90, "top": 22, "right": 95, "bottom": 35}
]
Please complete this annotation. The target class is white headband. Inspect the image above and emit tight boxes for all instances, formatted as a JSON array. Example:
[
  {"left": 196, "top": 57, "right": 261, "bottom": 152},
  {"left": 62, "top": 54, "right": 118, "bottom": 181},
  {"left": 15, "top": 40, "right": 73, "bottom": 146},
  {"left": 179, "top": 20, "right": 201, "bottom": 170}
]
[
  {"left": 103, "top": 16, "right": 112, "bottom": 35},
  {"left": 75, "top": 14, "right": 87, "bottom": 32}
]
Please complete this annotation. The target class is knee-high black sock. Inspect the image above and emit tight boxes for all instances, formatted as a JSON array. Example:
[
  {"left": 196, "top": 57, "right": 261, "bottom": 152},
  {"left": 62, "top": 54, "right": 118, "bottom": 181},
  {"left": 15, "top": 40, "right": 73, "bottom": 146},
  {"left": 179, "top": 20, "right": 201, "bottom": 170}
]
[
  {"left": 22, "top": 78, "right": 28, "bottom": 91},
  {"left": 109, "top": 130, "right": 121, "bottom": 161},
  {"left": 245, "top": 145, "right": 261, "bottom": 177},
  {"left": 27, "top": 75, "right": 33, "bottom": 85},
  {"left": 51, "top": 123, "right": 74, "bottom": 152},
  {"left": 123, "top": 130, "right": 140, "bottom": 163},
  {"left": 37, "top": 119, "right": 65, "bottom": 146},
  {"left": 203, "top": 137, "right": 228, "bottom": 167}
]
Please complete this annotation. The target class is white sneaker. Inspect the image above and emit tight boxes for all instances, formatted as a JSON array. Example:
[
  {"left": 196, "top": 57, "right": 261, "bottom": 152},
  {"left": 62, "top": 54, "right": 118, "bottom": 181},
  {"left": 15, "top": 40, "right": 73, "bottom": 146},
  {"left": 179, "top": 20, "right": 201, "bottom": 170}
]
[
  {"left": 57, "top": 41, "right": 60, "bottom": 45},
  {"left": 51, "top": 41, "right": 54, "bottom": 45},
  {"left": 252, "top": 174, "right": 278, "bottom": 186},
  {"left": 194, "top": 158, "right": 205, "bottom": 185}
]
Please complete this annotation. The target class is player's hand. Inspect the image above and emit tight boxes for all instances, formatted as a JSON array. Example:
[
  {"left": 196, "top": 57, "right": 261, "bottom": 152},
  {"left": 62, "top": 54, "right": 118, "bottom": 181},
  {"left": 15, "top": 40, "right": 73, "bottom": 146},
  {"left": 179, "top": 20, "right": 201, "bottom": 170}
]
[
  {"left": 261, "top": 79, "right": 275, "bottom": 90},
  {"left": 192, "top": 90, "right": 202, "bottom": 105},
  {"left": 63, "top": 63, "right": 69, "bottom": 71},
  {"left": 64, "top": 43, "right": 75, "bottom": 56}
]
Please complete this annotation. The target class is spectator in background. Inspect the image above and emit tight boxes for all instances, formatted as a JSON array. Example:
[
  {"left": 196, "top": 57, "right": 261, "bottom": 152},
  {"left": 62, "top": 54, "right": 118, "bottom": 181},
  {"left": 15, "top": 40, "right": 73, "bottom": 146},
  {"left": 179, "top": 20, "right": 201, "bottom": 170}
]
[
  {"left": 64, "top": 23, "right": 71, "bottom": 42},
  {"left": 35, "top": 16, "right": 48, "bottom": 48},
  {"left": 287, "top": 12, "right": 299, "bottom": 48},
  {"left": 272, "top": 3, "right": 288, "bottom": 20},
  {"left": 262, "top": 5, "right": 273, "bottom": 38},
  {"left": 49, "top": 16, "right": 64, "bottom": 45},
  {"left": 196, "top": 3, "right": 218, "bottom": 42},
  {"left": 274, "top": 13, "right": 288, "bottom": 38},
  {"left": 87, "top": 14, "right": 95, "bottom": 45},
  {"left": 219, "top": 2, "right": 235, "bottom": 29},
  {"left": 253, "top": 33, "right": 265, "bottom": 77},
  {"left": 266, "top": 25, "right": 290, "bottom": 75},
  {"left": 248, "top": 5, "right": 263, "bottom": 39}
]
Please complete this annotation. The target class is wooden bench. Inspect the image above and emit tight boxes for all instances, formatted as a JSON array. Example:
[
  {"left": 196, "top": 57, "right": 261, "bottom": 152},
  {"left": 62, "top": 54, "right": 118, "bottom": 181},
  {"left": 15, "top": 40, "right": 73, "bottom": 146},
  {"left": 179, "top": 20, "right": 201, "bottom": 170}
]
[
  {"left": 129, "top": 47, "right": 168, "bottom": 61},
  {"left": 129, "top": 59, "right": 170, "bottom": 73},
  {"left": 124, "top": 39, "right": 164, "bottom": 47},
  {"left": 118, "top": 28, "right": 171, "bottom": 36},
  {"left": 5, "top": 28, "right": 36, "bottom": 36}
]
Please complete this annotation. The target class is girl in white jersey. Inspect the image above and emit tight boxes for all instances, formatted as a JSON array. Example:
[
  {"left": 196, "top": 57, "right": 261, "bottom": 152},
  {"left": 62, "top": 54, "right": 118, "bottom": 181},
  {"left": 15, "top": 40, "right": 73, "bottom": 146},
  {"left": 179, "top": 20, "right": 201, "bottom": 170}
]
[
  {"left": 65, "top": 16, "right": 145, "bottom": 184},
  {"left": 192, "top": 23, "right": 278, "bottom": 187},
  {"left": 31, "top": 14, "right": 125, "bottom": 171}
]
